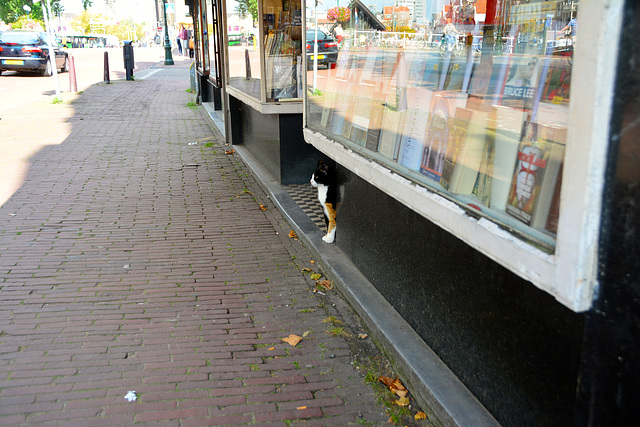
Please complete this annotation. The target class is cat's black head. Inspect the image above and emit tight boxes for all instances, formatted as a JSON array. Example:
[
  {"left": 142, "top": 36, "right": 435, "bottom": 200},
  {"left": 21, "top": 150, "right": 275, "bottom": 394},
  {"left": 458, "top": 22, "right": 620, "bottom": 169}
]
[{"left": 311, "top": 161, "right": 334, "bottom": 187}]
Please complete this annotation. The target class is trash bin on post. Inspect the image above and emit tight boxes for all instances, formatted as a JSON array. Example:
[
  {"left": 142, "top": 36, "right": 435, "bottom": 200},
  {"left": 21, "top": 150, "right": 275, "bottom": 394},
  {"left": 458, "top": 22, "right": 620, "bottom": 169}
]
[{"left": 123, "top": 41, "right": 134, "bottom": 81}]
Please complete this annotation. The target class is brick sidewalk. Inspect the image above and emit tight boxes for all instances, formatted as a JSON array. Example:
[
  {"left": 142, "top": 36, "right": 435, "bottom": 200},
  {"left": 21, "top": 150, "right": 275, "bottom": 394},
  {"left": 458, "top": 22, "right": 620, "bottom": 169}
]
[{"left": 0, "top": 72, "right": 388, "bottom": 425}]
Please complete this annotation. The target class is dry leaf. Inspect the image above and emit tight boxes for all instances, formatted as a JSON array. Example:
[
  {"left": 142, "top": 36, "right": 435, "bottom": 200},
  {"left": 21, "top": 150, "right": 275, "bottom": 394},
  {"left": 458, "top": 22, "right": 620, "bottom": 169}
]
[
  {"left": 303, "top": 331, "right": 311, "bottom": 337},
  {"left": 288, "top": 230, "right": 297, "bottom": 239},
  {"left": 225, "top": 149, "right": 235, "bottom": 155},
  {"left": 358, "top": 333, "right": 368, "bottom": 339},
  {"left": 297, "top": 406, "right": 307, "bottom": 410},
  {"left": 301, "top": 268, "right": 313, "bottom": 272},
  {"left": 259, "top": 204, "right": 268, "bottom": 210},
  {"left": 395, "top": 396, "right": 410, "bottom": 407},
  {"left": 415, "top": 411, "right": 427, "bottom": 420},
  {"left": 316, "top": 280, "right": 333, "bottom": 290},
  {"left": 281, "top": 334, "right": 302, "bottom": 347},
  {"left": 310, "top": 260, "right": 315, "bottom": 263},
  {"left": 268, "top": 347, "right": 275, "bottom": 351},
  {"left": 379, "top": 376, "right": 395, "bottom": 389},
  {"left": 310, "top": 273, "right": 322, "bottom": 280},
  {"left": 391, "top": 380, "right": 408, "bottom": 397}
]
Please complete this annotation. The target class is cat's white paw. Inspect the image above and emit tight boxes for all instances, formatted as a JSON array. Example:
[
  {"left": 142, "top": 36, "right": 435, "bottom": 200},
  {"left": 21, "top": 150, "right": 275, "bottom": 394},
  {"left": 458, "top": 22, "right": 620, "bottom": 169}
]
[{"left": 322, "top": 234, "right": 335, "bottom": 244}]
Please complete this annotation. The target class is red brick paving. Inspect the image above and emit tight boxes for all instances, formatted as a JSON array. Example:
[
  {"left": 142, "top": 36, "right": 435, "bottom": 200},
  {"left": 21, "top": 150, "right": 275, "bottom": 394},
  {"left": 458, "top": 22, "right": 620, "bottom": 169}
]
[{"left": 0, "top": 67, "right": 387, "bottom": 425}]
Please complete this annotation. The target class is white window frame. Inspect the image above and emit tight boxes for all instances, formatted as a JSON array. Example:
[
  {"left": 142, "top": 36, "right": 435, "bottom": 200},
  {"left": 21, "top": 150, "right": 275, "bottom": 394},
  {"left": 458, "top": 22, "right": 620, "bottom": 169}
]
[{"left": 302, "top": 0, "right": 624, "bottom": 312}]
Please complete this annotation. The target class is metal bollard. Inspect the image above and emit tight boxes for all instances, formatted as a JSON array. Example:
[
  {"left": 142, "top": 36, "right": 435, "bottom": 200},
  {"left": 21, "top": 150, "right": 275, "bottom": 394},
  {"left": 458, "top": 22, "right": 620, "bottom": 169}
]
[
  {"left": 103, "top": 51, "right": 110, "bottom": 84},
  {"left": 245, "top": 49, "right": 251, "bottom": 79},
  {"left": 69, "top": 55, "right": 78, "bottom": 93},
  {"left": 123, "top": 41, "right": 134, "bottom": 81}
]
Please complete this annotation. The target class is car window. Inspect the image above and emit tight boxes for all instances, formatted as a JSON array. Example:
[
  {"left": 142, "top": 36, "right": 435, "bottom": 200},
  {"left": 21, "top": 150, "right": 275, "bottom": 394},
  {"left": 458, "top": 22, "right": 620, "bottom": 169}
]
[
  {"left": 306, "top": 30, "right": 329, "bottom": 41},
  {"left": 0, "top": 32, "right": 39, "bottom": 44}
]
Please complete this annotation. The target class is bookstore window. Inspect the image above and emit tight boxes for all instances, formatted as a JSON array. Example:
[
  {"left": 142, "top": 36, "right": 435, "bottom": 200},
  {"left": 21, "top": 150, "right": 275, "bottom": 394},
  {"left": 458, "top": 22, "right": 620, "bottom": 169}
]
[{"left": 305, "top": 0, "right": 579, "bottom": 252}]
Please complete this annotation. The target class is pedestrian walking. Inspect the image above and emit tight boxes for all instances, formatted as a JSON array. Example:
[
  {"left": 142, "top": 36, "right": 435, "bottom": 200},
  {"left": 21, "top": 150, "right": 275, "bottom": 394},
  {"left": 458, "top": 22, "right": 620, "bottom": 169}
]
[{"left": 179, "top": 24, "right": 188, "bottom": 57}]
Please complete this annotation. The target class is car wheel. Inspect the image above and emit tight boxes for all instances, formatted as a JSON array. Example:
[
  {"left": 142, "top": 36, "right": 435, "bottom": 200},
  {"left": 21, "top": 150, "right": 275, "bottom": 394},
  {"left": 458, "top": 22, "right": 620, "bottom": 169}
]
[
  {"left": 0, "top": 70, "right": 3, "bottom": 76},
  {"left": 41, "top": 59, "right": 52, "bottom": 76},
  {"left": 61, "top": 56, "right": 69, "bottom": 73}
]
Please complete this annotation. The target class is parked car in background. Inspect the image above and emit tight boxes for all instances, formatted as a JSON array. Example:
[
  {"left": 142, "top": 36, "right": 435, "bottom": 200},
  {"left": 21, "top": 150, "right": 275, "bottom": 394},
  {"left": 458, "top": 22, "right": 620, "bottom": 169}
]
[
  {"left": 306, "top": 29, "right": 338, "bottom": 70},
  {"left": 0, "top": 30, "right": 69, "bottom": 76}
]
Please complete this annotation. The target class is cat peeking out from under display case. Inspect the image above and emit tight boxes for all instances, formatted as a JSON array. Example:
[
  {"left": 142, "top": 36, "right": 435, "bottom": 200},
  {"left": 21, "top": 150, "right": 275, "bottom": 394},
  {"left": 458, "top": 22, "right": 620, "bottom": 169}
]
[{"left": 310, "top": 161, "right": 338, "bottom": 243}]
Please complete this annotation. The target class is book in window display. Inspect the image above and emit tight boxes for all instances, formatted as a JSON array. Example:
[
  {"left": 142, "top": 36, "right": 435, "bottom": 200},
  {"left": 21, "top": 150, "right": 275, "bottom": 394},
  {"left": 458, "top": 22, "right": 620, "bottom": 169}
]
[
  {"left": 376, "top": 54, "right": 407, "bottom": 162},
  {"left": 398, "top": 88, "right": 433, "bottom": 172},
  {"left": 447, "top": 107, "right": 490, "bottom": 194},
  {"left": 488, "top": 106, "right": 526, "bottom": 211},
  {"left": 419, "top": 93, "right": 456, "bottom": 182},
  {"left": 500, "top": 57, "right": 541, "bottom": 111},
  {"left": 505, "top": 122, "right": 565, "bottom": 229},
  {"left": 440, "top": 107, "right": 473, "bottom": 190},
  {"left": 473, "top": 136, "right": 494, "bottom": 207},
  {"left": 329, "top": 54, "right": 358, "bottom": 137},
  {"left": 348, "top": 49, "right": 381, "bottom": 146}
]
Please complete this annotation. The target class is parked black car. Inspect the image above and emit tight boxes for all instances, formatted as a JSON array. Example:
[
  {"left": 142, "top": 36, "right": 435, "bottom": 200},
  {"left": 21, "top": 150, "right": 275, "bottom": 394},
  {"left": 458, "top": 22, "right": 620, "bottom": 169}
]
[
  {"left": 306, "top": 29, "right": 338, "bottom": 70},
  {"left": 0, "top": 30, "right": 69, "bottom": 76}
]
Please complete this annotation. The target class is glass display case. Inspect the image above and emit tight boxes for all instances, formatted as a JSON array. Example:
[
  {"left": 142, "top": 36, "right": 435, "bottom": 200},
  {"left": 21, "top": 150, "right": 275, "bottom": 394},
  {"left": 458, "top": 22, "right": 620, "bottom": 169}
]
[{"left": 226, "top": 0, "right": 303, "bottom": 103}]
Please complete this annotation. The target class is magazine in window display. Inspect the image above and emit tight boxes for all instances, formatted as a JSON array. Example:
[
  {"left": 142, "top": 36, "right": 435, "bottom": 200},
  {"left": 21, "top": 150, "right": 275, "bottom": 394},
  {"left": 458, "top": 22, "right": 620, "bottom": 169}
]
[
  {"left": 419, "top": 93, "right": 456, "bottom": 181},
  {"left": 319, "top": 57, "right": 341, "bottom": 130},
  {"left": 328, "top": 53, "right": 358, "bottom": 136},
  {"left": 544, "top": 163, "right": 563, "bottom": 234},
  {"left": 488, "top": 106, "right": 526, "bottom": 211},
  {"left": 349, "top": 48, "right": 382, "bottom": 146},
  {"left": 440, "top": 107, "right": 473, "bottom": 190},
  {"left": 398, "top": 88, "right": 433, "bottom": 172},
  {"left": 529, "top": 125, "right": 565, "bottom": 231},
  {"left": 377, "top": 53, "right": 407, "bottom": 162},
  {"left": 540, "top": 59, "right": 571, "bottom": 105},
  {"left": 500, "top": 56, "right": 540, "bottom": 111},
  {"left": 318, "top": 39, "right": 350, "bottom": 130},
  {"left": 362, "top": 48, "right": 388, "bottom": 151},
  {"left": 473, "top": 135, "right": 494, "bottom": 207},
  {"left": 505, "top": 121, "right": 565, "bottom": 227},
  {"left": 339, "top": 55, "right": 364, "bottom": 139},
  {"left": 447, "top": 106, "right": 491, "bottom": 194},
  {"left": 406, "top": 50, "right": 429, "bottom": 88}
]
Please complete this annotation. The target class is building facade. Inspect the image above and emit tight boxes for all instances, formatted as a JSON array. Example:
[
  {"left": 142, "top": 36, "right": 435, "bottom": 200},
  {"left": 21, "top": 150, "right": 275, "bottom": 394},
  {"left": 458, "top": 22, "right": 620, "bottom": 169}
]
[{"left": 190, "top": 0, "right": 639, "bottom": 424}]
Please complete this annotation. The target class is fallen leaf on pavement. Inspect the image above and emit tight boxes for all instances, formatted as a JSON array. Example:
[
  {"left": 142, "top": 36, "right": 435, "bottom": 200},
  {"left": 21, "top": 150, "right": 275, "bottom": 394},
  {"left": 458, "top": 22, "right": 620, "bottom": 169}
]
[
  {"left": 379, "top": 376, "right": 408, "bottom": 397},
  {"left": 303, "top": 331, "right": 311, "bottom": 337},
  {"left": 268, "top": 347, "right": 275, "bottom": 351},
  {"left": 259, "top": 204, "right": 268, "bottom": 210},
  {"left": 288, "top": 230, "right": 297, "bottom": 238},
  {"left": 301, "top": 268, "right": 313, "bottom": 272},
  {"left": 316, "top": 280, "right": 333, "bottom": 290},
  {"left": 281, "top": 334, "right": 302, "bottom": 347},
  {"left": 358, "top": 333, "right": 368, "bottom": 339},
  {"left": 415, "top": 411, "right": 427, "bottom": 420},
  {"left": 310, "top": 273, "right": 322, "bottom": 280},
  {"left": 225, "top": 149, "right": 235, "bottom": 155},
  {"left": 297, "top": 406, "right": 307, "bottom": 410},
  {"left": 395, "top": 396, "right": 410, "bottom": 407}
]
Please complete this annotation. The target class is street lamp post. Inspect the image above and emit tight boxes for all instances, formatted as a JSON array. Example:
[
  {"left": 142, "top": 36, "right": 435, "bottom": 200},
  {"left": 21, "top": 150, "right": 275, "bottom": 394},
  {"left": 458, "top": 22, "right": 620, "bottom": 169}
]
[{"left": 162, "top": 0, "right": 174, "bottom": 65}]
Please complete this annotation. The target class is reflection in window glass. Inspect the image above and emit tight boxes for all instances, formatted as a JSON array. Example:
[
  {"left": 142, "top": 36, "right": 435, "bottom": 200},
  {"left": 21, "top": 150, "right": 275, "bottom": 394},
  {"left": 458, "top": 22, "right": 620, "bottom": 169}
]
[
  {"left": 227, "top": 1, "right": 261, "bottom": 99},
  {"left": 305, "top": 0, "right": 579, "bottom": 251}
]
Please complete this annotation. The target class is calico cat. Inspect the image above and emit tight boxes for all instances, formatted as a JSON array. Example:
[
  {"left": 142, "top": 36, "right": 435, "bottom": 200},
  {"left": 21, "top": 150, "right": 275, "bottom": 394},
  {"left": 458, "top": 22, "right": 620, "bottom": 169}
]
[{"left": 310, "top": 161, "right": 337, "bottom": 243}]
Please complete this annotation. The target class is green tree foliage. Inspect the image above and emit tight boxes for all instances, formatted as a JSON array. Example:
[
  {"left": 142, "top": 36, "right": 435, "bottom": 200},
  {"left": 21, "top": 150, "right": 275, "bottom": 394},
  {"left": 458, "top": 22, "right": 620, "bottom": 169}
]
[
  {"left": 105, "top": 20, "right": 145, "bottom": 42},
  {"left": 0, "top": 0, "right": 61, "bottom": 24},
  {"left": 235, "top": 0, "right": 258, "bottom": 27},
  {"left": 70, "top": 10, "right": 99, "bottom": 34},
  {"left": 82, "top": 0, "right": 93, "bottom": 11}
]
